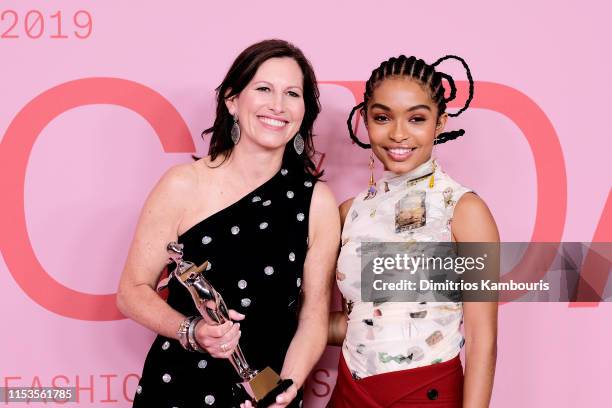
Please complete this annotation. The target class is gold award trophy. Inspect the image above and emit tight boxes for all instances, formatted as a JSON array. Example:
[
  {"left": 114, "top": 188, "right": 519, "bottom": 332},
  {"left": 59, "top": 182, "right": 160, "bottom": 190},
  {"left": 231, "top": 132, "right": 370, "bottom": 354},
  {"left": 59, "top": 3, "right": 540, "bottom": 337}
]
[{"left": 163, "top": 242, "right": 293, "bottom": 406}]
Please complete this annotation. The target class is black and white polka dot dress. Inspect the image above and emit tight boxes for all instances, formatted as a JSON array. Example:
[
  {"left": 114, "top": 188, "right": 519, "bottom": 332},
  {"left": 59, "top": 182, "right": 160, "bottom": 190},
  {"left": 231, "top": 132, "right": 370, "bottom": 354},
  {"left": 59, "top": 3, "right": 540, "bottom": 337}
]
[{"left": 132, "top": 164, "right": 314, "bottom": 408}]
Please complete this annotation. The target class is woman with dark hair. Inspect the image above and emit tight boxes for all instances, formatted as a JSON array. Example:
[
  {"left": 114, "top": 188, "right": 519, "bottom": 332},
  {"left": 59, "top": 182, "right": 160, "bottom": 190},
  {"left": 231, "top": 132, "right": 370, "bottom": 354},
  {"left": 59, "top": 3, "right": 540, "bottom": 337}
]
[
  {"left": 117, "top": 39, "right": 340, "bottom": 407},
  {"left": 327, "top": 55, "right": 498, "bottom": 407}
]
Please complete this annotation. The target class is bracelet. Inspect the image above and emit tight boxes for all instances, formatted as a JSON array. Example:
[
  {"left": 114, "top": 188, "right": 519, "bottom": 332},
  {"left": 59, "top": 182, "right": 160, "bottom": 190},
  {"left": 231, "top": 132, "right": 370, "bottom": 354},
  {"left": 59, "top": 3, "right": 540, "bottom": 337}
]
[
  {"left": 177, "top": 316, "right": 198, "bottom": 351},
  {"left": 187, "top": 316, "right": 207, "bottom": 353}
]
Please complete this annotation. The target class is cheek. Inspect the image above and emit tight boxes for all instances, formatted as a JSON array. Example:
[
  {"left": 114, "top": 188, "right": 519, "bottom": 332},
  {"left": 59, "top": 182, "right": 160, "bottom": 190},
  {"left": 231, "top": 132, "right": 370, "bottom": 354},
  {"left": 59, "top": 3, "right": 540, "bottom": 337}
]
[
  {"left": 289, "top": 99, "right": 305, "bottom": 121},
  {"left": 413, "top": 123, "right": 437, "bottom": 145},
  {"left": 365, "top": 123, "right": 386, "bottom": 143}
]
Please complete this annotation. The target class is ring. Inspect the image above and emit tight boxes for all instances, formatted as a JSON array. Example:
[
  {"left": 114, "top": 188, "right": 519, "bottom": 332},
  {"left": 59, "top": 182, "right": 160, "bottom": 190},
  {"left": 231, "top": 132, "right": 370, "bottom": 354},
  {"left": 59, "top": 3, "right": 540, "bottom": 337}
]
[{"left": 221, "top": 343, "right": 228, "bottom": 352}]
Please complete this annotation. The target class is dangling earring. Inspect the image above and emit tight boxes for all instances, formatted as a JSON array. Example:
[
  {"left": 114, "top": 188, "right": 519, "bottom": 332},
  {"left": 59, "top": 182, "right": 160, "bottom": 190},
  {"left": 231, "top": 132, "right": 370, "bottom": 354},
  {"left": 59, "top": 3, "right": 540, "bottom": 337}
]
[
  {"left": 429, "top": 131, "right": 438, "bottom": 188},
  {"left": 293, "top": 133, "right": 304, "bottom": 155},
  {"left": 429, "top": 161, "right": 436, "bottom": 188},
  {"left": 231, "top": 114, "right": 240, "bottom": 145},
  {"left": 364, "top": 154, "right": 377, "bottom": 200}
]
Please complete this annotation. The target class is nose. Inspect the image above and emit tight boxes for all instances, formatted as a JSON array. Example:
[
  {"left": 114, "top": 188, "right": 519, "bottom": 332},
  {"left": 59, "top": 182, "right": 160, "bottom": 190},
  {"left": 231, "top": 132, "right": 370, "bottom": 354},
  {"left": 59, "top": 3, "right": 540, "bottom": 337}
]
[
  {"left": 389, "top": 121, "right": 409, "bottom": 143},
  {"left": 268, "top": 90, "right": 285, "bottom": 114}
]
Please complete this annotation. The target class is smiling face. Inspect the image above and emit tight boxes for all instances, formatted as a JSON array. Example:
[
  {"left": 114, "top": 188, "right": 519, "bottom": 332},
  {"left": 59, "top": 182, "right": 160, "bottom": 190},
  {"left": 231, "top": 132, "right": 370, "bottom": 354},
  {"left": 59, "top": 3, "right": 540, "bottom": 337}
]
[
  {"left": 225, "top": 57, "right": 305, "bottom": 152},
  {"left": 365, "top": 77, "right": 447, "bottom": 173}
]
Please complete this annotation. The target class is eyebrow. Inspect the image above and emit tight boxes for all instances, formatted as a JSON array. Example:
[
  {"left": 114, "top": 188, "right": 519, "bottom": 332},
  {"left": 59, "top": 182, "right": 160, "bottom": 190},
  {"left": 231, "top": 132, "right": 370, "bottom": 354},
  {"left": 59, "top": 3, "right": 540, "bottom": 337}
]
[
  {"left": 370, "top": 103, "right": 431, "bottom": 112},
  {"left": 254, "top": 80, "right": 303, "bottom": 91}
]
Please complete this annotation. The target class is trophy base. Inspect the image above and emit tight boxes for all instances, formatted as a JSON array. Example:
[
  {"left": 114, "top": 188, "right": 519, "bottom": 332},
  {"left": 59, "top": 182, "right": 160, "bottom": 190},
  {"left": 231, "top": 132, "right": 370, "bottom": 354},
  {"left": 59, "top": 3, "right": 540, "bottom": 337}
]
[
  {"left": 255, "top": 378, "right": 293, "bottom": 407},
  {"left": 239, "top": 367, "right": 293, "bottom": 407}
]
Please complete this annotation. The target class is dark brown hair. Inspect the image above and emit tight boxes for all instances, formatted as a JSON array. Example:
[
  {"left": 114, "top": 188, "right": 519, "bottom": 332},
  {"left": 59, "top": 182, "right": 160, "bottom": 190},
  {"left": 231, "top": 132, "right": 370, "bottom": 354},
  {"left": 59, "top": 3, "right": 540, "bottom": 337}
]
[{"left": 202, "top": 39, "right": 322, "bottom": 177}]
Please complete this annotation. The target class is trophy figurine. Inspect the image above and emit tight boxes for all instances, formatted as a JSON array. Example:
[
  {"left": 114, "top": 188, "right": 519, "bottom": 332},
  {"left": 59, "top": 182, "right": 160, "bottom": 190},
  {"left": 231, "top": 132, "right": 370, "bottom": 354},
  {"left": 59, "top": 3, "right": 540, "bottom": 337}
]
[{"left": 162, "top": 241, "right": 292, "bottom": 406}]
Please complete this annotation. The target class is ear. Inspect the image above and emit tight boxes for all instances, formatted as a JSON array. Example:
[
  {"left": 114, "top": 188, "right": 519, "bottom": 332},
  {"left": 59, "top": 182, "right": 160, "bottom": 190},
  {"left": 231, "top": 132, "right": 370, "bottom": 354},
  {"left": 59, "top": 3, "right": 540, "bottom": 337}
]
[
  {"left": 435, "top": 113, "right": 448, "bottom": 137},
  {"left": 224, "top": 89, "right": 238, "bottom": 116}
]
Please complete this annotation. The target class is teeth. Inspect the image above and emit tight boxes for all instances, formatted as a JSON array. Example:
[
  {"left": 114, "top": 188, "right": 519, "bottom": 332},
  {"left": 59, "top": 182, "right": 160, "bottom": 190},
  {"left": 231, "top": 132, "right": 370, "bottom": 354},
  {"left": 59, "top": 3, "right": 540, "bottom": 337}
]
[
  {"left": 389, "top": 147, "right": 415, "bottom": 154},
  {"left": 259, "top": 117, "right": 286, "bottom": 127}
]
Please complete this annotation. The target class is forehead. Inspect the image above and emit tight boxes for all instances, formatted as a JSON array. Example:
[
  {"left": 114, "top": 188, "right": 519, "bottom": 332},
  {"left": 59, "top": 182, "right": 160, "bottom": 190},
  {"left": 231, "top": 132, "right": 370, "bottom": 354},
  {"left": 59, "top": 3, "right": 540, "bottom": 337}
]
[
  {"left": 251, "top": 57, "right": 303, "bottom": 87},
  {"left": 370, "top": 77, "right": 433, "bottom": 108}
]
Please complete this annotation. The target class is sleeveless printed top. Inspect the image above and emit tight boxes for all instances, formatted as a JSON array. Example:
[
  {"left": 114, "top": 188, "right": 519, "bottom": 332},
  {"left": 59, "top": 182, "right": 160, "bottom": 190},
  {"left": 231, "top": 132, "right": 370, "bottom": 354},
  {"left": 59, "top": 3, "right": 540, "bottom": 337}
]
[{"left": 336, "top": 158, "right": 472, "bottom": 379}]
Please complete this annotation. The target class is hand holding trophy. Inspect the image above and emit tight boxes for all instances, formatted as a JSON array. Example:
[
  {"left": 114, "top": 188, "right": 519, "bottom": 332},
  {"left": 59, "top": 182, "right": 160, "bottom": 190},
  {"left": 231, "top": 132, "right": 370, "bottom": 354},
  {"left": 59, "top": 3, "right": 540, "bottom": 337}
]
[{"left": 163, "top": 241, "right": 293, "bottom": 407}]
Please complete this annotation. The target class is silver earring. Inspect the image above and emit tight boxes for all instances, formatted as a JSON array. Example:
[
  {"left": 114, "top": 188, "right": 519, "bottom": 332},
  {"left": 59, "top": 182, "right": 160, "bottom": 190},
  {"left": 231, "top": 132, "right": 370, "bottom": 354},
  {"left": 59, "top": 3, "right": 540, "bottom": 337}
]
[
  {"left": 293, "top": 133, "right": 304, "bottom": 155},
  {"left": 231, "top": 115, "right": 240, "bottom": 145}
]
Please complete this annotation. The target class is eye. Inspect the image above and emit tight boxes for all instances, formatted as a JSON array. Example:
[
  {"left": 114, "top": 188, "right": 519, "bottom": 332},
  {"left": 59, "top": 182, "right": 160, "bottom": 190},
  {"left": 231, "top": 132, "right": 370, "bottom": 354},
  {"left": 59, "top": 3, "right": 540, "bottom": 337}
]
[
  {"left": 409, "top": 116, "right": 426, "bottom": 123},
  {"left": 256, "top": 86, "right": 271, "bottom": 92},
  {"left": 373, "top": 114, "right": 389, "bottom": 122},
  {"left": 287, "top": 91, "right": 301, "bottom": 98}
]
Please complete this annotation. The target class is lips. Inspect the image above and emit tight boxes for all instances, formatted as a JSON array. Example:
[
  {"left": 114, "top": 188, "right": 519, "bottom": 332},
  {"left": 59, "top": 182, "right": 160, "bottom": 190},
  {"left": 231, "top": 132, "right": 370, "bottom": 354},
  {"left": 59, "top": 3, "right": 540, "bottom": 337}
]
[
  {"left": 257, "top": 115, "right": 288, "bottom": 129},
  {"left": 385, "top": 146, "right": 416, "bottom": 161}
]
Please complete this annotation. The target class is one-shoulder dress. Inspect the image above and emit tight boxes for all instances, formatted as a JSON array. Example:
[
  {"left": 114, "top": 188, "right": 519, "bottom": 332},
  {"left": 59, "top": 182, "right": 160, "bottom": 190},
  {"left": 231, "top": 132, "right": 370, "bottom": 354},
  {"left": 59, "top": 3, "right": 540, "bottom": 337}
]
[{"left": 132, "top": 164, "right": 315, "bottom": 408}]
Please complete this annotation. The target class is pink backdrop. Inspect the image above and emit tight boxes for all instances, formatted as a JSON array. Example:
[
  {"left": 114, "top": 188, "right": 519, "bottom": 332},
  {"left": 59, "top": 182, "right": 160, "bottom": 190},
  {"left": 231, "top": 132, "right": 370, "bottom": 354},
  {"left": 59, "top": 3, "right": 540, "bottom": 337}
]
[{"left": 1, "top": 0, "right": 611, "bottom": 406}]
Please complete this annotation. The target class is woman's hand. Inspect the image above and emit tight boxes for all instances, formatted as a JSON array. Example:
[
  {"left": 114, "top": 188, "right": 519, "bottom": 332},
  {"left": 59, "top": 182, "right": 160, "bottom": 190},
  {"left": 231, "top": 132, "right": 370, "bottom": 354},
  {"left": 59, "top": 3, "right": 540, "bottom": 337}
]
[
  {"left": 194, "top": 310, "right": 245, "bottom": 358},
  {"left": 239, "top": 383, "right": 298, "bottom": 408}
]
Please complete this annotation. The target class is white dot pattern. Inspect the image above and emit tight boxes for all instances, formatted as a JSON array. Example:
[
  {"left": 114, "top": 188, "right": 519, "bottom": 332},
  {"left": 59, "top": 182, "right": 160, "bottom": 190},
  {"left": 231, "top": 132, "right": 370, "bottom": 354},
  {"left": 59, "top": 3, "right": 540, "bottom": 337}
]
[{"left": 136, "top": 168, "right": 316, "bottom": 405}]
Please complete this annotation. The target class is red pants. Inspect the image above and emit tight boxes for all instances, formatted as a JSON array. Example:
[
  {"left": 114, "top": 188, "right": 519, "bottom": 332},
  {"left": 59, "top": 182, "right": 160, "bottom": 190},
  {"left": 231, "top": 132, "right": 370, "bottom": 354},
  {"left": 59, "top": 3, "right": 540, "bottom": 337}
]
[{"left": 328, "top": 353, "right": 463, "bottom": 408}]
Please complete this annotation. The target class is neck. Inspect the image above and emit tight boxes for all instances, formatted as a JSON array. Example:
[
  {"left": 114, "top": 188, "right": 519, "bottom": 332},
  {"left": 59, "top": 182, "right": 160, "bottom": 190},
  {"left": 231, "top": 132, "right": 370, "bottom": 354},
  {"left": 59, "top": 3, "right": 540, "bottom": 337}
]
[
  {"left": 379, "top": 157, "right": 437, "bottom": 184},
  {"left": 223, "top": 141, "right": 284, "bottom": 185}
]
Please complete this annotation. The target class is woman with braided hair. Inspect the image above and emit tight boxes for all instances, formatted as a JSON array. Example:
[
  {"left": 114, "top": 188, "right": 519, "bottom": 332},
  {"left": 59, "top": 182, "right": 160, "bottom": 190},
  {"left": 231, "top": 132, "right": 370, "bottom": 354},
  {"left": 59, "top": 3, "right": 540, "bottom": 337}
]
[{"left": 327, "top": 55, "right": 498, "bottom": 407}]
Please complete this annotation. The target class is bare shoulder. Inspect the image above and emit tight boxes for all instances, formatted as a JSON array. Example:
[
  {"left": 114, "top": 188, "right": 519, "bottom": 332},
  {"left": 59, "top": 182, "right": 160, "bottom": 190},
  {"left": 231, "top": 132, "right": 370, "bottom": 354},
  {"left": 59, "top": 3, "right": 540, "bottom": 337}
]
[
  {"left": 155, "top": 161, "right": 199, "bottom": 196},
  {"left": 309, "top": 181, "right": 341, "bottom": 245},
  {"left": 138, "top": 161, "right": 200, "bottom": 229},
  {"left": 311, "top": 181, "right": 339, "bottom": 217},
  {"left": 452, "top": 192, "right": 499, "bottom": 242},
  {"left": 339, "top": 198, "right": 355, "bottom": 227}
]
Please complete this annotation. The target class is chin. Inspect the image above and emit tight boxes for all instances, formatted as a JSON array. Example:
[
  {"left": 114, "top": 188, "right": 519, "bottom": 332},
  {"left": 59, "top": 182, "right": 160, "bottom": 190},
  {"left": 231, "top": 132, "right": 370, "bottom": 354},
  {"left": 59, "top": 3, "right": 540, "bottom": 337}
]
[
  {"left": 384, "top": 161, "right": 416, "bottom": 174},
  {"left": 253, "top": 136, "right": 291, "bottom": 151}
]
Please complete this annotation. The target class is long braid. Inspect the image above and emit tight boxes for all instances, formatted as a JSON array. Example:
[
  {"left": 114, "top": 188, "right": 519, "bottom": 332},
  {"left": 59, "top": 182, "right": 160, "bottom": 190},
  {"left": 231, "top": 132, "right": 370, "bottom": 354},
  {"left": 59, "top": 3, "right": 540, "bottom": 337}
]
[{"left": 347, "top": 54, "right": 475, "bottom": 148}]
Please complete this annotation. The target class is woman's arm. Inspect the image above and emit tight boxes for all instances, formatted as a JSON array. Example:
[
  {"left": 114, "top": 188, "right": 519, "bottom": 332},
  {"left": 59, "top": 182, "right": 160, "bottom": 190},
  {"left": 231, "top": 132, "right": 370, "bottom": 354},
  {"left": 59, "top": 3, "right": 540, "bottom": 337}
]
[
  {"left": 269, "top": 181, "right": 341, "bottom": 407},
  {"left": 116, "top": 163, "right": 241, "bottom": 356},
  {"left": 327, "top": 198, "right": 354, "bottom": 346},
  {"left": 117, "top": 164, "right": 195, "bottom": 338},
  {"left": 452, "top": 193, "right": 499, "bottom": 408}
]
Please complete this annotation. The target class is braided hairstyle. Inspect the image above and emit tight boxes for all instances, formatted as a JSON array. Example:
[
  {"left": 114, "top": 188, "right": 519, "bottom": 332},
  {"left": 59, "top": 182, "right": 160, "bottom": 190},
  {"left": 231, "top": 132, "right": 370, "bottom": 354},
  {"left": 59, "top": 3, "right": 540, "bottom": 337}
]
[{"left": 347, "top": 55, "right": 474, "bottom": 148}]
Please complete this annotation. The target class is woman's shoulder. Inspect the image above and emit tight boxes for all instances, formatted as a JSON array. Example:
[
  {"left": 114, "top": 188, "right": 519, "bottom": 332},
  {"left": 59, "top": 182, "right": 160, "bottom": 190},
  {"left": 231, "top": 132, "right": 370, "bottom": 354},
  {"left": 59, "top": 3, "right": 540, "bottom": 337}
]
[
  {"left": 336, "top": 197, "right": 355, "bottom": 227},
  {"left": 155, "top": 161, "right": 200, "bottom": 196},
  {"left": 452, "top": 193, "right": 499, "bottom": 241},
  {"left": 310, "top": 181, "right": 339, "bottom": 216}
]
